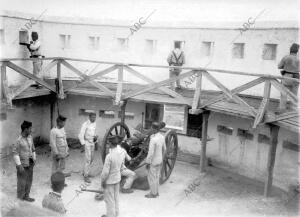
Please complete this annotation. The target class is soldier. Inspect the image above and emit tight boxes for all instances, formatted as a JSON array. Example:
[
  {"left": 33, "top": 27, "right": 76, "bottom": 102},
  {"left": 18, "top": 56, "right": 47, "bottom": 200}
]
[
  {"left": 278, "top": 43, "right": 300, "bottom": 111},
  {"left": 21, "top": 31, "right": 43, "bottom": 88},
  {"left": 167, "top": 41, "right": 186, "bottom": 90},
  {"left": 50, "top": 115, "right": 69, "bottom": 179},
  {"left": 78, "top": 112, "right": 98, "bottom": 183},
  {"left": 145, "top": 122, "right": 166, "bottom": 198},
  {"left": 12, "top": 120, "right": 36, "bottom": 202},
  {"left": 110, "top": 136, "right": 136, "bottom": 194},
  {"left": 101, "top": 135, "right": 124, "bottom": 217},
  {"left": 42, "top": 171, "right": 67, "bottom": 214}
]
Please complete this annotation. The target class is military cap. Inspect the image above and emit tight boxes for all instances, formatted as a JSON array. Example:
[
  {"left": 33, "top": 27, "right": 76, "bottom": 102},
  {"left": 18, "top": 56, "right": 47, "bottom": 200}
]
[
  {"left": 151, "top": 122, "right": 160, "bottom": 130},
  {"left": 57, "top": 115, "right": 67, "bottom": 122},
  {"left": 51, "top": 172, "right": 65, "bottom": 185},
  {"left": 159, "top": 122, "right": 166, "bottom": 129},
  {"left": 21, "top": 120, "right": 32, "bottom": 128},
  {"left": 108, "top": 135, "right": 124, "bottom": 145}
]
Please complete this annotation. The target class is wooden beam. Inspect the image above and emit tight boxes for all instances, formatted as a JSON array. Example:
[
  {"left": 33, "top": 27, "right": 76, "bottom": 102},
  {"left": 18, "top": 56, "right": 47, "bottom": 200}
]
[
  {"left": 124, "top": 66, "right": 189, "bottom": 104},
  {"left": 253, "top": 80, "right": 271, "bottom": 128},
  {"left": 200, "top": 77, "right": 265, "bottom": 109},
  {"left": 40, "top": 60, "right": 58, "bottom": 77},
  {"left": 192, "top": 71, "right": 202, "bottom": 109},
  {"left": 120, "top": 100, "right": 127, "bottom": 125},
  {"left": 270, "top": 79, "right": 298, "bottom": 104},
  {"left": 56, "top": 60, "right": 65, "bottom": 99},
  {"left": 124, "top": 70, "right": 195, "bottom": 99},
  {"left": 64, "top": 65, "right": 118, "bottom": 92},
  {"left": 61, "top": 60, "right": 114, "bottom": 96},
  {"left": 115, "top": 65, "right": 123, "bottom": 104},
  {"left": 200, "top": 111, "right": 210, "bottom": 173},
  {"left": 264, "top": 111, "right": 299, "bottom": 123},
  {"left": 11, "top": 80, "right": 35, "bottom": 99},
  {"left": 264, "top": 124, "right": 280, "bottom": 197},
  {"left": 202, "top": 71, "right": 257, "bottom": 116},
  {"left": 6, "top": 61, "right": 56, "bottom": 92}
]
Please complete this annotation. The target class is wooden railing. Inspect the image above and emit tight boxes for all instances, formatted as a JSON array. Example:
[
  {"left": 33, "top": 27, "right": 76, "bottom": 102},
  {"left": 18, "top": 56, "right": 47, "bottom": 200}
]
[{"left": 1, "top": 57, "right": 299, "bottom": 129}]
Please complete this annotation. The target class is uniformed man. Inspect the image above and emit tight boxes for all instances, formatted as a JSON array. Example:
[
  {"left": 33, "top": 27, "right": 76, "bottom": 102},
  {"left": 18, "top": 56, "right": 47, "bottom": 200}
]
[
  {"left": 145, "top": 122, "right": 166, "bottom": 198},
  {"left": 21, "top": 31, "right": 43, "bottom": 88},
  {"left": 78, "top": 112, "right": 98, "bottom": 183},
  {"left": 101, "top": 135, "right": 124, "bottom": 217},
  {"left": 12, "top": 121, "right": 36, "bottom": 202},
  {"left": 110, "top": 136, "right": 136, "bottom": 194},
  {"left": 42, "top": 172, "right": 67, "bottom": 214},
  {"left": 167, "top": 41, "right": 186, "bottom": 90},
  {"left": 278, "top": 43, "right": 300, "bottom": 111},
  {"left": 50, "top": 115, "right": 69, "bottom": 178}
]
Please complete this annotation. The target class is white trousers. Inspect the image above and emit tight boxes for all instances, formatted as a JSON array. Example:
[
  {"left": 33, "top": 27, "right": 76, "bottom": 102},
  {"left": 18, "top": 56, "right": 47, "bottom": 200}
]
[
  {"left": 104, "top": 183, "right": 120, "bottom": 217},
  {"left": 147, "top": 164, "right": 161, "bottom": 195},
  {"left": 121, "top": 168, "right": 136, "bottom": 189}
]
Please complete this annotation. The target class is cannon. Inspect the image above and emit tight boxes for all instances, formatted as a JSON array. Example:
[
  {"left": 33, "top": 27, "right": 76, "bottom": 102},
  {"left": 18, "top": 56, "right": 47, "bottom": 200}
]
[{"left": 101, "top": 122, "right": 178, "bottom": 184}]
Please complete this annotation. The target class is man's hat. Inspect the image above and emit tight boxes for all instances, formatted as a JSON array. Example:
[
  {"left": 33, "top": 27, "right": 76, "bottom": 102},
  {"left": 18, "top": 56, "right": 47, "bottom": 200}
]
[
  {"left": 159, "top": 122, "right": 166, "bottom": 129},
  {"left": 108, "top": 135, "right": 124, "bottom": 145},
  {"left": 51, "top": 171, "right": 65, "bottom": 185},
  {"left": 21, "top": 120, "right": 32, "bottom": 128},
  {"left": 151, "top": 122, "right": 160, "bottom": 130},
  {"left": 57, "top": 115, "right": 67, "bottom": 122}
]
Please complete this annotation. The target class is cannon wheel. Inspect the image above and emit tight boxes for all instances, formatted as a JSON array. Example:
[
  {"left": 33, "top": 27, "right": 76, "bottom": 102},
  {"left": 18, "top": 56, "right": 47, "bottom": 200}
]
[
  {"left": 160, "top": 129, "right": 178, "bottom": 184},
  {"left": 101, "top": 122, "right": 131, "bottom": 162}
]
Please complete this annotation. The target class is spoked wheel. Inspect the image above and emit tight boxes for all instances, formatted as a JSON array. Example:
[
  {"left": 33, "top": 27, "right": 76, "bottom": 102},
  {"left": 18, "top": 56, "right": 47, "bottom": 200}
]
[
  {"left": 160, "top": 130, "right": 178, "bottom": 184},
  {"left": 101, "top": 122, "right": 131, "bottom": 162}
]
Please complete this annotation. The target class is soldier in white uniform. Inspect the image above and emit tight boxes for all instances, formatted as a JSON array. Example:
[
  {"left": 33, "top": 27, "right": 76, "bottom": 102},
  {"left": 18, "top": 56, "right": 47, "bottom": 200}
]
[
  {"left": 78, "top": 112, "right": 98, "bottom": 183},
  {"left": 101, "top": 136, "right": 124, "bottom": 217},
  {"left": 145, "top": 122, "right": 166, "bottom": 198},
  {"left": 50, "top": 115, "right": 69, "bottom": 178}
]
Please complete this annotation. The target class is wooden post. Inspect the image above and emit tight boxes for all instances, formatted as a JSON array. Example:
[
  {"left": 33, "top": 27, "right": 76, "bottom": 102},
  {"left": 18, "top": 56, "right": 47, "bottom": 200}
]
[
  {"left": 264, "top": 123, "right": 280, "bottom": 197},
  {"left": 57, "top": 60, "right": 64, "bottom": 99},
  {"left": 120, "top": 100, "right": 127, "bottom": 125},
  {"left": 192, "top": 71, "right": 202, "bottom": 110},
  {"left": 200, "top": 110, "right": 210, "bottom": 173},
  {"left": 1, "top": 62, "right": 11, "bottom": 106},
  {"left": 115, "top": 65, "right": 123, "bottom": 105}
]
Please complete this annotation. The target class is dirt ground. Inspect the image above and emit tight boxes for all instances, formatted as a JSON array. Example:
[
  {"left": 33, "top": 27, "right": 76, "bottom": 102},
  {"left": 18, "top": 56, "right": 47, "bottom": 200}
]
[{"left": 1, "top": 145, "right": 299, "bottom": 217}]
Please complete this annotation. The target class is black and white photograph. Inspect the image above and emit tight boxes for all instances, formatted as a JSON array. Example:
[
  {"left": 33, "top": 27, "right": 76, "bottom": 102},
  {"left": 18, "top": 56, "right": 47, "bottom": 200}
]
[{"left": 0, "top": 0, "right": 299, "bottom": 216}]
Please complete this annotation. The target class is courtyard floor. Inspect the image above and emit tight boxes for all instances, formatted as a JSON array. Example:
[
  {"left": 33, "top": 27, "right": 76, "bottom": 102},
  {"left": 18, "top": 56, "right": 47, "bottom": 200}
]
[{"left": 1, "top": 146, "right": 299, "bottom": 217}]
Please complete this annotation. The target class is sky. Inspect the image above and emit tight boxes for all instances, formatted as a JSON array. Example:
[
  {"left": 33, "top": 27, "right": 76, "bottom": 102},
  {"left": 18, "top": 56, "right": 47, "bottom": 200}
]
[{"left": 1, "top": 0, "right": 300, "bottom": 24}]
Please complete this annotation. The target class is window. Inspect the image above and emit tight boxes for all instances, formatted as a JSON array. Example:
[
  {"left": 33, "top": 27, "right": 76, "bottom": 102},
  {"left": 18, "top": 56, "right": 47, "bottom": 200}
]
[
  {"left": 145, "top": 39, "right": 157, "bottom": 53},
  {"left": 145, "top": 103, "right": 163, "bottom": 129},
  {"left": 0, "top": 29, "right": 5, "bottom": 44},
  {"left": 117, "top": 38, "right": 128, "bottom": 50},
  {"left": 89, "top": 36, "right": 100, "bottom": 50},
  {"left": 99, "top": 110, "right": 115, "bottom": 118},
  {"left": 262, "top": 44, "right": 277, "bottom": 60},
  {"left": 232, "top": 43, "right": 245, "bottom": 59},
  {"left": 118, "top": 111, "right": 135, "bottom": 120},
  {"left": 201, "top": 41, "right": 214, "bottom": 57},
  {"left": 59, "top": 34, "right": 71, "bottom": 49},
  {"left": 174, "top": 40, "right": 185, "bottom": 49},
  {"left": 79, "top": 109, "right": 96, "bottom": 116},
  {"left": 186, "top": 111, "right": 203, "bottom": 138}
]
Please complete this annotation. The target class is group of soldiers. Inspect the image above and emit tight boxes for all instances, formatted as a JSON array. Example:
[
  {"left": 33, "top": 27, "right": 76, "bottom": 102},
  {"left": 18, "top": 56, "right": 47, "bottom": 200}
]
[{"left": 12, "top": 112, "right": 167, "bottom": 217}]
